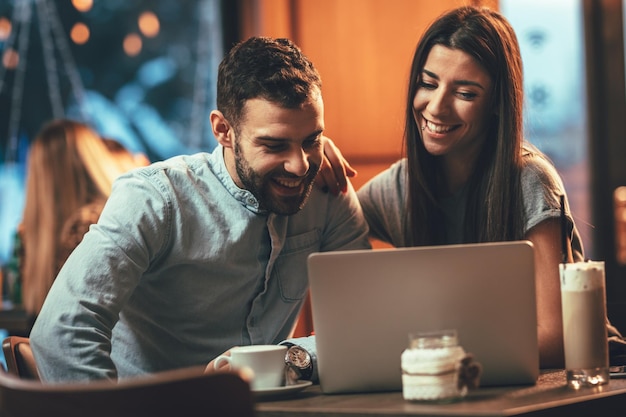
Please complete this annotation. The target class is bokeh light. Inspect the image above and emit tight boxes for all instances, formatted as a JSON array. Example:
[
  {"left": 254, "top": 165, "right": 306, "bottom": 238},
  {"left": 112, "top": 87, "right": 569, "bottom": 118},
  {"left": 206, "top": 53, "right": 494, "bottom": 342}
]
[
  {"left": 70, "top": 22, "right": 90, "bottom": 44},
  {"left": 123, "top": 33, "right": 143, "bottom": 56},
  {"left": 2, "top": 48, "right": 19, "bottom": 69},
  {"left": 0, "top": 17, "right": 11, "bottom": 41},
  {"left": 138, "top": 11, "right": 160, "bottom": 38},
  {"left": 71, "top": 0, "right": 93, "bottom": 13}
]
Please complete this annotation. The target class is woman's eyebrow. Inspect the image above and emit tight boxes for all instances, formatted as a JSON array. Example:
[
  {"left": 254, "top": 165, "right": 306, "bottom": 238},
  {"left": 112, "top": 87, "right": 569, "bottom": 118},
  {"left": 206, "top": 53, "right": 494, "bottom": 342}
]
[
  {"left": 422, "top": 69, "right": 439, "bottom": 80},
  {"left": 422, "top": 69, "right": 486, "bottom": 90}
]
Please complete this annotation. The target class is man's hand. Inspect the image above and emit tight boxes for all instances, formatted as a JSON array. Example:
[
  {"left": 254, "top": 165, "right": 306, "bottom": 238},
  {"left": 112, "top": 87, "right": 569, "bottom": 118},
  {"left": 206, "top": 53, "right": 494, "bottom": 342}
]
[
  {"left": 204, "top": 347, "right": 254, "bottom": 385},
  {"left": 316, "top": 136, "right": 356, "bottom": 195},
  {"left": 205, "top": 348, "right": 233, "bottom": 373}
]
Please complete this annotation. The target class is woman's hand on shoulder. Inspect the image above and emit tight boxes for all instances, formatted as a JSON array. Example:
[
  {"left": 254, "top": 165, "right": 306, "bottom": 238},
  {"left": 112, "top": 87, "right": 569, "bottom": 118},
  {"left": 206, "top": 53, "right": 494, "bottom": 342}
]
[{"left": 315, "top": 136, "right": 357, "bottom": 195}]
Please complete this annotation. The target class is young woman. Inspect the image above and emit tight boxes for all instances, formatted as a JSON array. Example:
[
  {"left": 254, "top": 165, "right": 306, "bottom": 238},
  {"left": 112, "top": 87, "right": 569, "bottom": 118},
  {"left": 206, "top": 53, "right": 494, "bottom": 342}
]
[{"left": 323, "top": 6, "right": 583, "bottom": 368}]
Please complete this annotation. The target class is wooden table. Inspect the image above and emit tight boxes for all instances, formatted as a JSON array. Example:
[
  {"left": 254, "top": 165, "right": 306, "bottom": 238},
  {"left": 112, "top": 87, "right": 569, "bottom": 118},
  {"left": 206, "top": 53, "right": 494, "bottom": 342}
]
[{"left": 256, "top": 370, "right": 626, "bottom": 416}]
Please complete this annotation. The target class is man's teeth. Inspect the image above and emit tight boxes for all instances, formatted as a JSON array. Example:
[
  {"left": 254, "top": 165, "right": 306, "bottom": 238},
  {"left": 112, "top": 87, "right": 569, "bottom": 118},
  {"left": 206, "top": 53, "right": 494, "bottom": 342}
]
[
  {"left": 426, "top": 120, "right": 454, "bottom": 133},
  {"left": 275, "top": 178, "right": 302, "bottom": 188}
]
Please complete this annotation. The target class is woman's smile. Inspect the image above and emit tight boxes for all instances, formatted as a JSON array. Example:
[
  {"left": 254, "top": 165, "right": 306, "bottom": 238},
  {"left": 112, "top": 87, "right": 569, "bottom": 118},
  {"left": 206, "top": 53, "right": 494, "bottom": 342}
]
[{"left": 423, "top": 118, "right": 459, "bottom": 134}]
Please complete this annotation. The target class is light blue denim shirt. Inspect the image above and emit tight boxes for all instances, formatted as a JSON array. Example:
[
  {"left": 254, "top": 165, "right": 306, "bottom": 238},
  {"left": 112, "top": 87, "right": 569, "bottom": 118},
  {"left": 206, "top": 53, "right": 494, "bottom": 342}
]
[{"left": 30, "top": 145, "right": 371, "bottom": 382}]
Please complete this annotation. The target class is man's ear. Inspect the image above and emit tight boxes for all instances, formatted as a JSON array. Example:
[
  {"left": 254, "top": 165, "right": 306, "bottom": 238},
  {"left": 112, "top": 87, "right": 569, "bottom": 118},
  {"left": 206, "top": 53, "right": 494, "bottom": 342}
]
[{"left": 210, "top": 110, "right": 234, "bottom": 148}]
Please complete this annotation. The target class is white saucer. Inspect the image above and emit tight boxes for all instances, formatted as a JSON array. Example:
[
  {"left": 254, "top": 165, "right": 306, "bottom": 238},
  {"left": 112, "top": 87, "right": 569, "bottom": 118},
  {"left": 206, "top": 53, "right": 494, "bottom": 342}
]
[{"left": 252, "top": 380, "right": 313, "bottom": 400}]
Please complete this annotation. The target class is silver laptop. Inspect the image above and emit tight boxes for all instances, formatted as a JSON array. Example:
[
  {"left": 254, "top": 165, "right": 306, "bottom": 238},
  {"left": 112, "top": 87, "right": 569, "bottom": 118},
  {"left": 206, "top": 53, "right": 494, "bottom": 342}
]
[{"left": 307, "top": 240, "right": 539, "bottom": 394}]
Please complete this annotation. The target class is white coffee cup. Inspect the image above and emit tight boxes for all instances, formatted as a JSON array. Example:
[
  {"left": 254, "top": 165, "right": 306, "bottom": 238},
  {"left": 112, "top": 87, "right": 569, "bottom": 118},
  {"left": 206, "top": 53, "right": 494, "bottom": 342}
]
[{"left": 213, "top": 345, "right": 287, "bottom": 390}]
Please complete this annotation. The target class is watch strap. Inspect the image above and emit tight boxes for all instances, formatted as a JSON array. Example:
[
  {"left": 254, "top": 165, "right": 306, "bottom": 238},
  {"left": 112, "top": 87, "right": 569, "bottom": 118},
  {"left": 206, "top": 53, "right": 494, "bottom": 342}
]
[{"left": 279, "top": 336, "right": 319, "bottom": 383}]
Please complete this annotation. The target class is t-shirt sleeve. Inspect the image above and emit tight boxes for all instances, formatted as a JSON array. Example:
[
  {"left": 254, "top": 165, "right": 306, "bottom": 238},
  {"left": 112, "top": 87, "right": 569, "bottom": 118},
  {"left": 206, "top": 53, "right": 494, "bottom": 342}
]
[
  {"left": 357, "top": 159, "right": 409, "bottom": 247},
  {"left": 521, "top": 152, "right": 584, "bottom": 261}
]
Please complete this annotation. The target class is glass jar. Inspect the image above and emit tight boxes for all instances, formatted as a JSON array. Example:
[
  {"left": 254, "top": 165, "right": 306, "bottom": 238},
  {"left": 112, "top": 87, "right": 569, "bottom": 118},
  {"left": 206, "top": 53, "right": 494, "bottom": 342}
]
[{"left": 401, "top": 329, "right": 468, "bottom": 402}]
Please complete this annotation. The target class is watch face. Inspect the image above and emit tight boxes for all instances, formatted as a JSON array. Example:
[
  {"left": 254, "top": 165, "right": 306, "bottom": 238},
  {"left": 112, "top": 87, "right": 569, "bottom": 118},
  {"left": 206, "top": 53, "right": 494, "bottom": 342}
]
[{"left": 286, "top": 346, "right": 311, "bottom": 368}]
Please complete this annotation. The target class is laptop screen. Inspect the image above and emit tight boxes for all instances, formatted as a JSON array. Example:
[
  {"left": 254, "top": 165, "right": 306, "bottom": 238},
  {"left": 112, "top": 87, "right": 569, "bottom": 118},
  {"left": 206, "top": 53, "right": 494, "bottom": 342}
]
[{"left": 308, "top": 241, "right": 539, "bottom": 394}]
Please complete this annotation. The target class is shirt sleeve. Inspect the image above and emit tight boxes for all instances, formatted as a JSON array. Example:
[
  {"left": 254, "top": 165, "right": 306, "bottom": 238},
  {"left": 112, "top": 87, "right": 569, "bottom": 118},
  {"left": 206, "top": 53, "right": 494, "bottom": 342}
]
[
  {"left": 521, "top": 152, "right": 585, "bottom": 261},
  {"left": 30, "top": 169, "right": 173, "bottom": 382},
  {"left": 317, "top": 180, "right": 372, "bottom": 253}
]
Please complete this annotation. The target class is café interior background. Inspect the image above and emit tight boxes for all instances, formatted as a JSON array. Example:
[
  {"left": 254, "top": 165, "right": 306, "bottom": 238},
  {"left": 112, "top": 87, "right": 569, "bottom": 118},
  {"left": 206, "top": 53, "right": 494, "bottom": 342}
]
[{"left": 1, "top": 0, "right": 625, "bottom": 325}]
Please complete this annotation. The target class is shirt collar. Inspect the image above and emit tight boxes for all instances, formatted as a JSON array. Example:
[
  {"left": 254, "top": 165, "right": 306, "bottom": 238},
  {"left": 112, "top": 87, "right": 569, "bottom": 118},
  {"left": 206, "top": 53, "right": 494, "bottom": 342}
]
[{"left": 209, "top": 144, "right": 266, "bottom": 214}]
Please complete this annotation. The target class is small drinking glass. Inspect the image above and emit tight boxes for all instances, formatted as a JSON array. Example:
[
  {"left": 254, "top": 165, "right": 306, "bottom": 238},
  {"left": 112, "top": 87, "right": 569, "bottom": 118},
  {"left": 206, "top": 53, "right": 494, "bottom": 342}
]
[{"left": 401, "top": 329, "right": 470, "bottom": 402}]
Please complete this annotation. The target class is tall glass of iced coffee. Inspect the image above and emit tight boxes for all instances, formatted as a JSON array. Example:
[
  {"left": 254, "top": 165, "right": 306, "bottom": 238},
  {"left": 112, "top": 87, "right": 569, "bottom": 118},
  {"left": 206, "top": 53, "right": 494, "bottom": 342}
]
[{"left": 560, "top": 261, "right": 609, "bottom": 388}]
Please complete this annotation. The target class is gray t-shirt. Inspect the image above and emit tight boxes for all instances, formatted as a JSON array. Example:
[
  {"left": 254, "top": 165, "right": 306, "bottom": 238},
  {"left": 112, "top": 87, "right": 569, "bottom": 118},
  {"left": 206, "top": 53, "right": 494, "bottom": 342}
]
[{"left": 357, "top": 152, "right": 584, "bottom": 261}]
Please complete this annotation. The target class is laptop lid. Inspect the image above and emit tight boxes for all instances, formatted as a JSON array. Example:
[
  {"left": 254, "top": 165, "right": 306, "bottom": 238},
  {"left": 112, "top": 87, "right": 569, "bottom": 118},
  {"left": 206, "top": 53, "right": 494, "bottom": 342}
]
[{"left": 307, "top": 241, "right": 539, "bottom": 394}]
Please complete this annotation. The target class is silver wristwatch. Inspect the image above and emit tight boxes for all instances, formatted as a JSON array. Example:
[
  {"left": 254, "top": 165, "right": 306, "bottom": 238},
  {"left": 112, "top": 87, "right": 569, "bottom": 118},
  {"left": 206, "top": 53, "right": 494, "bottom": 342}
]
[
  {"left": 280, "top": 336, "right": 319, "bottom": 383},
  {"left": 284, "top": 344, "right": 314, "bottom": 380}
]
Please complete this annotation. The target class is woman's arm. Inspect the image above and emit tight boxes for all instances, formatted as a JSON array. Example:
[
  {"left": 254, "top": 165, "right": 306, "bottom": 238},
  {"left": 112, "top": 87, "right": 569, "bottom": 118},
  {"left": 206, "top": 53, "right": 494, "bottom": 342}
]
[{"left": 525, "top": 217, "right": 571, "bottom": 369}]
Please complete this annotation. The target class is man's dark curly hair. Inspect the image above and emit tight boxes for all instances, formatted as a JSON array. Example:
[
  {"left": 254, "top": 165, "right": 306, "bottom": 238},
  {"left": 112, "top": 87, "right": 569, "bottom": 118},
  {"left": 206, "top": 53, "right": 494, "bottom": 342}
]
[{"left": 216, "top": 36, "right": 322, "bottom": 129}]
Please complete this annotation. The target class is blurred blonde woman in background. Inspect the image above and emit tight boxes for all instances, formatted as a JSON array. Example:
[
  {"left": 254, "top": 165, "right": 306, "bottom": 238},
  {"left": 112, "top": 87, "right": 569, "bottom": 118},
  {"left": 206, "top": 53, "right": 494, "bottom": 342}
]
[{"left": 16, "top": 119, "right": 148, "bottom": 316}]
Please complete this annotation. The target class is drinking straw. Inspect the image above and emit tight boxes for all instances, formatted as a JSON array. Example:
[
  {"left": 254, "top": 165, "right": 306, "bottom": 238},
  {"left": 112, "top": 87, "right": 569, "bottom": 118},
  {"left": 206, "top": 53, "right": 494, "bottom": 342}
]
[{"left": 560, "top": 194, "right": 567, "bottom": 263}]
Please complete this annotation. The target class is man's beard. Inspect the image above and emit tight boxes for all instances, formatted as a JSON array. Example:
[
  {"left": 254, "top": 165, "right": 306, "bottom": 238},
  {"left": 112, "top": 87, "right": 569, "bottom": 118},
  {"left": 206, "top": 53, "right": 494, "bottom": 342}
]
[{"left": 233, "top": 142, "right": 319, "bottom": 215}]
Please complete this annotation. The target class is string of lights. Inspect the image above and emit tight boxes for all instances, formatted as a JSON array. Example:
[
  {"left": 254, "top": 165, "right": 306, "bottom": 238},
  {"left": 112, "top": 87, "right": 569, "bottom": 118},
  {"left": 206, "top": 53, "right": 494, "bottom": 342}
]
[
  {"left": 0, "top": 0, "right": 225, "bottom": 264},
  {"left": 1, "top": 0, "right": 88, "bottom": 163},
  {"left": 36, "top": 0, "right": 64, "bottom": 120},
  {"left": 0, "top": 2, "right": 21, "bottom": 99},
  {"left": 42, "top": 0, "right": 88, "bottom": 121},
  {"left": 5, "top": 0, "right": 31, "bottom": 165},
  {"left": 1, "top": 0, "right": 223, "bottom": 159}
]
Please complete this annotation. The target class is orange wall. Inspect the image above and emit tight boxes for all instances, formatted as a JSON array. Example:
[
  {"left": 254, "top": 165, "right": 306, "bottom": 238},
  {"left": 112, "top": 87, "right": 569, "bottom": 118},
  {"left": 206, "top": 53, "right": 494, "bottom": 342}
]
[{"left": 238, "top": 0, "right": 498, "bottom": 189}]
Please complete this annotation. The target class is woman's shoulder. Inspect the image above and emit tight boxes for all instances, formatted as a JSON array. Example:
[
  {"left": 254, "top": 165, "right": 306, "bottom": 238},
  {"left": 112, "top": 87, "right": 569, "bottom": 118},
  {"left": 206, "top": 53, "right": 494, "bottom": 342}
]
[
  {"left": 362, "top": 158, "right": 407, "bottom": 185},
  {"left": 521, "top": 147, "right": 564, "bottom": 189},
  {"left": 357, "top": 158, "right": 407, "bottom": 199},
  {"left": 519, "top": 146, "right": 567, "bottom": 219}
]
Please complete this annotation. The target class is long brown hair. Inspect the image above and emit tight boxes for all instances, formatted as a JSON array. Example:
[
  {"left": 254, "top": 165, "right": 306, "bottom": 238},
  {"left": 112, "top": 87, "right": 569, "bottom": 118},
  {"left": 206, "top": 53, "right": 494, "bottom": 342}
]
[
  {"left": 20, "top": 119, "right": 129, "bottom": 314},
  {"left": 404, "top": 6, "right": 525, "bottom": 246}
]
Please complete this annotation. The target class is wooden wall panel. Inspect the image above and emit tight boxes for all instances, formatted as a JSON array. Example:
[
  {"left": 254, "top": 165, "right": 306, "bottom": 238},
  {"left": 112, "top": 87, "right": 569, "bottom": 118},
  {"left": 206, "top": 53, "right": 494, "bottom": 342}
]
[
  {"left": 239, "top": 0, "right": 294, "bottom": 40},
  {"left": 294, "top": 0, "right": 462, "bottom": 161},
  {"left": 237, "top": 0, "right": 498, "bottom": 184}
]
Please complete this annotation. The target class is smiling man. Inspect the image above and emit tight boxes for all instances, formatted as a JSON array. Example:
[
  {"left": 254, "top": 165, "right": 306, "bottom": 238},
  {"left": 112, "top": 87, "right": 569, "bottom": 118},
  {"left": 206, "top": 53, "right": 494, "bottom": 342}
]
[
  {"left": 30, "top": 37, "right": 371, "bottom": 383},
  {"left": 214, "top": 95, "right": 324, "bottom": 215}
]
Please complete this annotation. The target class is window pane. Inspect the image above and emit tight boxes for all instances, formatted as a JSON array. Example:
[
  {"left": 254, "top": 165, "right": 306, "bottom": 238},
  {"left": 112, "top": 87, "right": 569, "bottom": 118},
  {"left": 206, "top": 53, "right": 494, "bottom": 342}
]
[
  {"left": 0, "top": 0, "right": 224, "bottom": 263},
  {"left": 501, "top": 0, "right": 593, "bottom": 257}
]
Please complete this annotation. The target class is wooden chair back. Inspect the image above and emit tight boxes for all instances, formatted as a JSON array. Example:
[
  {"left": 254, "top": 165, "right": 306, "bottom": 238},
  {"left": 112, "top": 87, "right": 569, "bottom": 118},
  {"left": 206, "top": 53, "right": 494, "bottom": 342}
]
[
  {"left": 2, "top": 336, "right": 40, "bottom": 380},
  {"left": 0, "top": 365, "right": 256, "bottom": 417}
]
